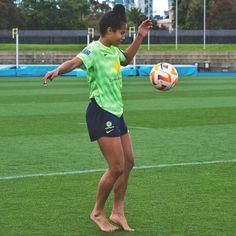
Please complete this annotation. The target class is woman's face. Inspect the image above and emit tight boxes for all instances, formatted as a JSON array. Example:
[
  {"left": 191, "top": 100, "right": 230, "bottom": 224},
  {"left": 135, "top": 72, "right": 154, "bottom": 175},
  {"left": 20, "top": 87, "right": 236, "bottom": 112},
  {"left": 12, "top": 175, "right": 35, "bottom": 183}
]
[{"left": 109, "top": 24, "right": 127, "bottom": 46}]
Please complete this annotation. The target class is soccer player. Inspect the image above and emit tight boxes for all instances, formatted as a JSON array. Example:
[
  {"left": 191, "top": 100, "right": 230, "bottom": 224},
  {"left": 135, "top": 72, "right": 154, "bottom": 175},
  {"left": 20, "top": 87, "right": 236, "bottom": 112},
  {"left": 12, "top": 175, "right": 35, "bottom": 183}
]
[{"left": 43, "top": 4, "right": 152, "bottom": 233}]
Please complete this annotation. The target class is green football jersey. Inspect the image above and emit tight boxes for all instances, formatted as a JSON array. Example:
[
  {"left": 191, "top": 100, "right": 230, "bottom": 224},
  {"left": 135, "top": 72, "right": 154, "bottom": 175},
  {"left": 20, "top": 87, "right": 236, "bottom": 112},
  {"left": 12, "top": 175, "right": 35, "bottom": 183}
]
[{"left": 77, "top": 41, "right": 126, "bottom": 117}]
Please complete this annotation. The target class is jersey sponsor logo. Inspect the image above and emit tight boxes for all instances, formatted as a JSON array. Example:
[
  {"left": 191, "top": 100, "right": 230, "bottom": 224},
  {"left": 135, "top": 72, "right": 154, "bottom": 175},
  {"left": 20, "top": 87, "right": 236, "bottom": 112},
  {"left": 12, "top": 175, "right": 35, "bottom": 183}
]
[{"left": 81, "top": 48, "right": 91, "bottom": 56}]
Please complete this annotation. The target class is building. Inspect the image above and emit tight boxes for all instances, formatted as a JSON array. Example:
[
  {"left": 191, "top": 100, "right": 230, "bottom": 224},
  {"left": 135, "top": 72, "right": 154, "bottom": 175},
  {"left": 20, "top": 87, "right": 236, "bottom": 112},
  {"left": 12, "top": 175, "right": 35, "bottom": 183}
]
[
  {"left": 114, "top": 0, "right": 124, "bottom": 4},
  {"left": 137, "top": 0, "right": 153, "bottom": 17},
  {"left": 168, "top": 0, "right": 174, "bottom": 8},
  {"left": 115, "top": 0, "right": 135, "bottom": 10},
  {"left": 157, "top": 0, "right": 174, "bottom": 31}
]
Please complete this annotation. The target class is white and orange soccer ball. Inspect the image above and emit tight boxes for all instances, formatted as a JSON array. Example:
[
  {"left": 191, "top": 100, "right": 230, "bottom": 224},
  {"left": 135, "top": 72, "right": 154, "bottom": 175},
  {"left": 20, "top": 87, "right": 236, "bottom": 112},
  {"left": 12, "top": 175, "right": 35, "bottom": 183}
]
[{"left": 150, "top": 63, "right": 178, "bottom": 91}]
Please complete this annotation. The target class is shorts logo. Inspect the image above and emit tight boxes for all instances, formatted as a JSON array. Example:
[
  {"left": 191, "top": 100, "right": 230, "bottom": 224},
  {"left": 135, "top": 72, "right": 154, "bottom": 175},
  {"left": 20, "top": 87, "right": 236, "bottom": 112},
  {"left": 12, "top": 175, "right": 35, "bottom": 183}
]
[{"left": 105, "top": 121, "right": 114, "bottom": 134}]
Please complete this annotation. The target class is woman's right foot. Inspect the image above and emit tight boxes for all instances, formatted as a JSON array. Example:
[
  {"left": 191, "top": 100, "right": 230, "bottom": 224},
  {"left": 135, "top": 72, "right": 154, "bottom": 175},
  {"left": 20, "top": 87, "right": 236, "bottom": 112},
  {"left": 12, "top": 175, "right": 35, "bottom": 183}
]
[
  {"left": 109, "top": 214, "right": 135, "bottom": 232},
  {"left": 90, "top": 211, "right": 119, "bottom": 232}
]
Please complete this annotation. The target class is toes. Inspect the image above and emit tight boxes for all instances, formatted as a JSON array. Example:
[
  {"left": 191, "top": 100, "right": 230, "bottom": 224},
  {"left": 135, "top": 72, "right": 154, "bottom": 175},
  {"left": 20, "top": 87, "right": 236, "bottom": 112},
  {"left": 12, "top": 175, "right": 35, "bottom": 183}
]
[
  {"left": 109, "top": 215, "right": 135, "bottom": 232},
  {"left": 91, "top": 213, "right": 119, "bottom": 232}
]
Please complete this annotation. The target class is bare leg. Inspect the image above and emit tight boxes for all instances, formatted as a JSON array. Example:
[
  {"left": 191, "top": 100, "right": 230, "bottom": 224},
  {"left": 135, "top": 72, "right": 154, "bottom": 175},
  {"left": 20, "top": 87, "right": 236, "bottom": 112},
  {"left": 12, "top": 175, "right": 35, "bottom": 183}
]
[
  {"left": 109, "top": 133, "right": 135, "bottom": 232},
  {"left": 90, "top": 137, "right": 125, "bottom": 232}
]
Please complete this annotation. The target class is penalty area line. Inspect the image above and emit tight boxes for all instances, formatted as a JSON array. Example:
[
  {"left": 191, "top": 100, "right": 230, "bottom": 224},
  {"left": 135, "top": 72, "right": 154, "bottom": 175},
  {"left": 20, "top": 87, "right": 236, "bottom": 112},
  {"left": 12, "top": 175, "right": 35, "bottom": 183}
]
[{"left": 0, "top": 159, "right": 236, "bottom": 181}]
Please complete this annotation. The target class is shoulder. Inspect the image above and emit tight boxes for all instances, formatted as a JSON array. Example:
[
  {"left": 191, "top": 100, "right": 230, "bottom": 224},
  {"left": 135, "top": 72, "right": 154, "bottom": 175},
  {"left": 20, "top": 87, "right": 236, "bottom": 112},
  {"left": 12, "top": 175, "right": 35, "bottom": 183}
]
[
  {"left": 81, "top": 41, "right": 98, "bottom": 55},
  {"left": 111, "top": 46, "right": 124, "bottom": 54}
]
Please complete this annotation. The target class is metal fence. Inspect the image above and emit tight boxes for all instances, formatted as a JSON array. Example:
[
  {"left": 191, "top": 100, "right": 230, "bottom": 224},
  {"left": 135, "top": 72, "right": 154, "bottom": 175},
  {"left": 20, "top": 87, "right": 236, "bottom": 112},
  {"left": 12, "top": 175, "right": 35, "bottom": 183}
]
[{"left": 0, "top": 30, "right": 236, "bottom": 44}]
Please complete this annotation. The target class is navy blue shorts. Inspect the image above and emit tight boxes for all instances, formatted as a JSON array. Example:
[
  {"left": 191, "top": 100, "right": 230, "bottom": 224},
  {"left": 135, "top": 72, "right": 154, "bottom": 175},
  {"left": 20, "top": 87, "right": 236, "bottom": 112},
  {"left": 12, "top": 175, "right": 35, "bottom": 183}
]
[{"left": 86, "top": 99, "right": 128, "bottom": 141}]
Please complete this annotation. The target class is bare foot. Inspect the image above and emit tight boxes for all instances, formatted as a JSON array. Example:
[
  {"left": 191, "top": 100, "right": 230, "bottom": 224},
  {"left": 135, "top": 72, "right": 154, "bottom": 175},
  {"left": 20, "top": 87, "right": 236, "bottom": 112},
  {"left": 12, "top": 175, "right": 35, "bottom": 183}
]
[
  {"left": 90, "top": 211, "right": 119, "bottom": 232},
  {"left": 109, "top": 214, "right": 135, "bottom": 232}
]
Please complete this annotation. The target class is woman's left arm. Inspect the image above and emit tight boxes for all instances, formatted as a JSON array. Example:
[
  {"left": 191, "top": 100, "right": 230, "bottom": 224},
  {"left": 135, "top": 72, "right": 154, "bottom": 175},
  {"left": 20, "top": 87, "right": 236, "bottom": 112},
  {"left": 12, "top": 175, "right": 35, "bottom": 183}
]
[{"left": 122, "top": 19, "right": 152, "bottom": 66}]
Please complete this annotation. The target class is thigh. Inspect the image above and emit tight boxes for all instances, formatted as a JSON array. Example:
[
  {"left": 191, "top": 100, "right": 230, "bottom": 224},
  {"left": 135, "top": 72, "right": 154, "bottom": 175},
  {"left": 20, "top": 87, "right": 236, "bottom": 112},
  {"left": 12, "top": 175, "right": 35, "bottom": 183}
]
[
  {"left": 120, "top": 133, "right": 135, "bottom": 167},
  {"left": 97, "top": 137, "right": 125, "bottom": 171}
]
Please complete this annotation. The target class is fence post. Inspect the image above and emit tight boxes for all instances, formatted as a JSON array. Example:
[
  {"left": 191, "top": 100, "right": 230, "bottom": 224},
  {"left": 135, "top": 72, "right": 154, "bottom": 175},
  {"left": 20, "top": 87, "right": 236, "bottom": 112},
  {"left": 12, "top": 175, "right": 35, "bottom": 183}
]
[
  {"left": 87, "top": 28, "right": 94, "bottom": 46},
  {"left": 12, "top": 28, "right": 19, "bottom": 68},
  {"left": 129, "top": 27, "right": 136, "bottom": 69}
]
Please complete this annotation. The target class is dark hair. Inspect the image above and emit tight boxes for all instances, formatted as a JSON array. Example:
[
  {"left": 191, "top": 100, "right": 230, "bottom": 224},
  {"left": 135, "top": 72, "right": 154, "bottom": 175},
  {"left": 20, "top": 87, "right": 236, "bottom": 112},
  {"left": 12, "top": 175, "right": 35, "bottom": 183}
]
[{"left": 99, "top": 4, "right": 127, "bottom": 36}]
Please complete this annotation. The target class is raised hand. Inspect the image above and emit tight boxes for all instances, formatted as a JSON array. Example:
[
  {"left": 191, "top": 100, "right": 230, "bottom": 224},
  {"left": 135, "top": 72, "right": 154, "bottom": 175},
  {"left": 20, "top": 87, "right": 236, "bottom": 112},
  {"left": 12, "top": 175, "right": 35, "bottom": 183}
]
[{"left": 138, "top": 19, "right": 152, "bottom": 38}]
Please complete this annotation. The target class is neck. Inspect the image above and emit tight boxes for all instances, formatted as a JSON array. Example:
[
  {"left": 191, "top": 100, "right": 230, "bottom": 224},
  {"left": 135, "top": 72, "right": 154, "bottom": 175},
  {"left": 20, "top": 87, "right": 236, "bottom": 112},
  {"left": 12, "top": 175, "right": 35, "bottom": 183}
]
[{"left": 99, "top": 37, "right": 111, "bottom": 47}]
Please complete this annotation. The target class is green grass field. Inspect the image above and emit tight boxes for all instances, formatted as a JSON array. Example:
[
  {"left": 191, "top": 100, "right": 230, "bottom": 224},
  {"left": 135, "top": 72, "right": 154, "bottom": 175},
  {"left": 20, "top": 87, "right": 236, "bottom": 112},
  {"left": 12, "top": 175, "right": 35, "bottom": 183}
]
[
  {"left": 0, "top": 76, "right": 236, "bottom": 236},
  {"left": 1, "top": 43, "right": 236, "bottom": 51}
]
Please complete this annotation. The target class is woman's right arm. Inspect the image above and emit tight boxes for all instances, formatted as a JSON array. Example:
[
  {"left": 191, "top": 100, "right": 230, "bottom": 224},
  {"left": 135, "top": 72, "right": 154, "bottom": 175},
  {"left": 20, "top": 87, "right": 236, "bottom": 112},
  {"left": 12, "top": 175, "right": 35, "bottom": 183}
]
[{"left": 43, "top": 56, "right": 83, "bottom": 86}]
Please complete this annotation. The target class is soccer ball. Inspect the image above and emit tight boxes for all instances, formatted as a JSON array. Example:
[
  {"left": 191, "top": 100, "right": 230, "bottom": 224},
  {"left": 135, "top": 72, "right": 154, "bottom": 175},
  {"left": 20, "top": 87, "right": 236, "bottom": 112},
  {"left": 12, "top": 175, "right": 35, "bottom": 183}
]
[{"left": 150, "top": 63, "right": 178, "bottom": 91}]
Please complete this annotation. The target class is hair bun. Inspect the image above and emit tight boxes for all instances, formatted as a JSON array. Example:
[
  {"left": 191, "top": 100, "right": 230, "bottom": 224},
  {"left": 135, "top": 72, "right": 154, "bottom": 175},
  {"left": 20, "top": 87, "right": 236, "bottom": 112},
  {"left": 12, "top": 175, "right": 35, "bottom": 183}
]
[{"left": 113, "top": 4, "right": 126, "bottom": 19}]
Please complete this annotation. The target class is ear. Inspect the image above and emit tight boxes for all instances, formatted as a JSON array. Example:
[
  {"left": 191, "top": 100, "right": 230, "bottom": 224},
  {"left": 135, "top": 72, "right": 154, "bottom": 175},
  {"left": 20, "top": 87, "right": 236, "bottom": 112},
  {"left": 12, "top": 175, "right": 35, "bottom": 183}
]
[{"left": 107, "top": 27, "right": 113, "bottom": 34}]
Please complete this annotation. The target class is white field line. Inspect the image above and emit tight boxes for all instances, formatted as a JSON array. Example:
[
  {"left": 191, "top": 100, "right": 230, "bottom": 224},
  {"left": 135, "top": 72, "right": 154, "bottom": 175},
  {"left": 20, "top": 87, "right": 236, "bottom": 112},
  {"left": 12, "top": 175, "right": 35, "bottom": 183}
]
[{"left": 0, "top": 159, "right": 236, "bottom": 181}]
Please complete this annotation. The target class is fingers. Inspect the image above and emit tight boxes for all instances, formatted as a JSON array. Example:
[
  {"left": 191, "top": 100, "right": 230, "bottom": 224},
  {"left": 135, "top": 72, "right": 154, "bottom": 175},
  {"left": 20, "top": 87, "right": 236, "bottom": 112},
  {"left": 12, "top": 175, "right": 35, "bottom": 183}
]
[
  {"left": 143, "top": 19, "right": 152, "bottom": 27},
  {"left": 43, "top": 71, "right": 55, "bottom": 87},
  {"left": 139, "top": 19, "right": 152, "bottom": 31}
]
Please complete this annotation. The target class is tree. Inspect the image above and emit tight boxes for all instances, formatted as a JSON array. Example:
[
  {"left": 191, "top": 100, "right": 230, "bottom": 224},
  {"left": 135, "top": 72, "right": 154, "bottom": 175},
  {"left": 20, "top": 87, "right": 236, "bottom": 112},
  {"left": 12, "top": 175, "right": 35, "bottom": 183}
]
[
  {"left": 89, "top": 0, "right": 111, "bottom": 13},
  {"left": 86, "top": 0, "right": 112, "bottom": 31},
  {"left": 0, "top": 0, "right": 25, "bottom": 29},
  {"left": 172, "top": 0, "right": 236, "bottom": 30},
  {"left": 19, "top": 0, "right": 90, "bottom": 29},
  {"left": 207, "top": 0, "right": 236, "bottom": 29},
  {"left": 127, "top": 7, "right": 146, "bottom": 28},
  {"left": 57, "top": 0, "right": 90, "bottom": 29}
]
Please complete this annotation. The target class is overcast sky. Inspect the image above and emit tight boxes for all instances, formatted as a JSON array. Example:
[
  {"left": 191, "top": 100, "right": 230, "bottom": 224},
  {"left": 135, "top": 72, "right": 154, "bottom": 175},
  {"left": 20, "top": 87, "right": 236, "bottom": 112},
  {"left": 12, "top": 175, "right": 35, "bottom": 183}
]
[
  {"left": 134, "top": 0, "right": 168, "bottom": 16},
  {"left": 153, "top": 0, "right": 168, "bottom": 16}
]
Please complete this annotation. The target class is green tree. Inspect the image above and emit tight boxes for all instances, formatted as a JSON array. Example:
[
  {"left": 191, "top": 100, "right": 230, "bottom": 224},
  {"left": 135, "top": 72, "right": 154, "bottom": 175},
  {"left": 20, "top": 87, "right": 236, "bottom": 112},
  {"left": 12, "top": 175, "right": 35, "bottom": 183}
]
[
  {"left": 172, "top": 0, "right": 214, "bottom": 29},
  {"left": 127, "top": 7, "right": 146, "bottom": 28},
  {"left": 0, "top": 0, "right": 25, "bottom": 29},
  {"left": 89, "top": 0, "right": 111, "bottom": 13},
  {"left": 57, "top": 0, "right": 90, "bottom": 29},
  {"left": 207, "top": 0, "right": 236, "bottom": 29},
  {"left": 19, "top": 0, "right": 90, "bottom": 29}
]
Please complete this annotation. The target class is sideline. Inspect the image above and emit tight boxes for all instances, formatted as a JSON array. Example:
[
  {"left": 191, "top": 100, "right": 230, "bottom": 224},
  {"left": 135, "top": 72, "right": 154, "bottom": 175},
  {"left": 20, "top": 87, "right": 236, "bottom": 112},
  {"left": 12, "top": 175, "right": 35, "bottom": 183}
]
[{"left": 0, "top": 159, "right": 235, "bottom": 181}]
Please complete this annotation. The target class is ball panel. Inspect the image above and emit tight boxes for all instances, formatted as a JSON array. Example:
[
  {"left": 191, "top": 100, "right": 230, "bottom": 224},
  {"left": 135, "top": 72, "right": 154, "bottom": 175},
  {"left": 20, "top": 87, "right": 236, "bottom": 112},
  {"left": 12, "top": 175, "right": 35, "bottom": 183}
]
[
  {"left": 150, "top": 70, "right": 157, "bottom": 85},
  {"left": 171, "top": 67, "right": 177, "bottom": 75},
  {"left": 158, "top": 73, "right": 171, "bottom": 83}
]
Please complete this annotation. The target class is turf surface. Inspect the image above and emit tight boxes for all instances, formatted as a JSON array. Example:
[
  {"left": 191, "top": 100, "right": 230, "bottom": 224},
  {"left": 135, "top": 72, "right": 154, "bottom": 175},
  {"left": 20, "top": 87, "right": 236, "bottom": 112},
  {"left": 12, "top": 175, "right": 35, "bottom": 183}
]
[
  {"left": 0, "top": 76, "right": 236, "bottom": 235},
  {"left": 1, "top": 43, "right": 236, "bottom": 51}
]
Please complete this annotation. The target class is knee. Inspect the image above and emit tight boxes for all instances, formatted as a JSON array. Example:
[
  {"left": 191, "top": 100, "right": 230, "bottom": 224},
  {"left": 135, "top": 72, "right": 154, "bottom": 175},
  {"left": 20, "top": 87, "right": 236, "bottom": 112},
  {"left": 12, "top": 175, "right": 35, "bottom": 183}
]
[
  {"left": 125, "top": 156, "right": 135, "bottom": 171},
  {"left": 110, "top": 162, "right": 124, "bottom": 179}
]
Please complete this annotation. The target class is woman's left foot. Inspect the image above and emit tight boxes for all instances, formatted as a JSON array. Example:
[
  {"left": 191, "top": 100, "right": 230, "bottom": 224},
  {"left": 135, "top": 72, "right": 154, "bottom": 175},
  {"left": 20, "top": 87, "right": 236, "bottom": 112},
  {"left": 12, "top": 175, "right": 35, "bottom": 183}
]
[{"left": 109, "top": 214, "right": 135, "bottom": 232}]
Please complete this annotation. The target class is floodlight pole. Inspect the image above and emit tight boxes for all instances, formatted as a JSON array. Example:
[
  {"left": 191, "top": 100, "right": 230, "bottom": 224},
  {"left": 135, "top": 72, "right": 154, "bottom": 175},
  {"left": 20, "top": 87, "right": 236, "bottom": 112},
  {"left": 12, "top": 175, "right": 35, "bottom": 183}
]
[
  {"left": 12, "top": 28, "right": 19, "bottom": 68},
  {"left": 147, "top": 0, "right": 150, "bottom": 50},
  {"left": 175, "top": 0, "right": 178, "bottom": 50},
  {"left": 203, "top": 0, "right": 206, "bottom": 49}
]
